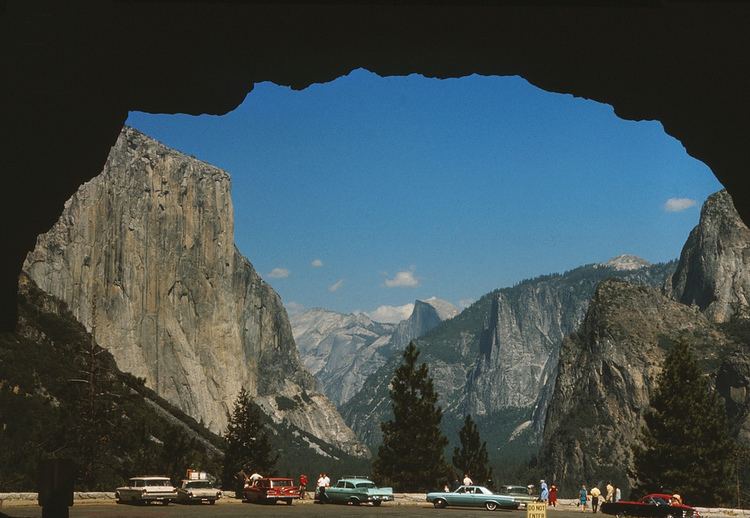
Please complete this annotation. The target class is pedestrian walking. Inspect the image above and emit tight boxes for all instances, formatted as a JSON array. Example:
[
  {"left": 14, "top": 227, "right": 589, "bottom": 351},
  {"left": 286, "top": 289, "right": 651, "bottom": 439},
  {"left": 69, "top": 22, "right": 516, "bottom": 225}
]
[
  {"left": 549, "top": 484, "right": 558, "bottom": 507},
  {"left": 299, "top": 473, "right": 308, "bottom": 499},
  {"left": 615, "top": 486, "right": 621, "bottom": 503},
  {"left": 590, "top": 486, "right": 601, "bottom": 513},
  {"left": 579, "top": 485, "right": 588, "bottom": 512},
  {"left": 541, "top": 480, "right": 549, "bottom": 503}
]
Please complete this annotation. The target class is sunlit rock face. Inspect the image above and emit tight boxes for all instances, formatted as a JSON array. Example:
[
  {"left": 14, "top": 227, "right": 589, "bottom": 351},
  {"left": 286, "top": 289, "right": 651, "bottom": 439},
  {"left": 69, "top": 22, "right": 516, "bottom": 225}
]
[
  {"left": 669, "top": 190, "right": 750, "bottom": 323},
  {"left": 23, "top": 127, "right": 368, "bottom": 458}
]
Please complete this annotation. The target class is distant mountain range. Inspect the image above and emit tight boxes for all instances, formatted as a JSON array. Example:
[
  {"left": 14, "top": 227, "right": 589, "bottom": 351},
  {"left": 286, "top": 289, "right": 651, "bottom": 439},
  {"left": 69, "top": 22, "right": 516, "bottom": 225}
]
[{"left": 292, "top": 298, "right": 458, "bottom": 406}]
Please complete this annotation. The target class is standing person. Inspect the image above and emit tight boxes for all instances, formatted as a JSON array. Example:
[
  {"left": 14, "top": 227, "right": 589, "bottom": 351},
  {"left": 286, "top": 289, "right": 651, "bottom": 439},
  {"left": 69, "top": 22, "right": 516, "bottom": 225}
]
[
  {"left": 590, "top": 485, "right": 601, "bottom": 513},
  {"left": 615, "top": 486, "right": 621, "bottom": 503},
  {"left": 579, "top": 485, "right": 588, "bottom": 512},
  {"left": 316, "top": 473, "right": 329, "bottom": 503},
  {"left": 299, "top": 473, "right": 308, "bottom": 499},
  {"left": 549, "top": 484, "right": 558, "bottom": 508},
  {"left": 463, "top": 473, "right": 473, "bottom": 486},
  {"left": 605, "top": 482, "right": 614, "bottom": 503},
  {"left": 540, "top": 480, "right": 549, "bottom": 503}
]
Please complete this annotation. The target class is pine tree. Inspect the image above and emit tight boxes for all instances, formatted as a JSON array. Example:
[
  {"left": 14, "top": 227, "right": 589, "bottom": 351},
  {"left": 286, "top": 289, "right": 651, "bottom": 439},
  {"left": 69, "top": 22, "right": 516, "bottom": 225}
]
[
  {"left": 452, "top": 414, "right": 493, "bottom": 487},
  {"left": 373, "top": 341, "right": 449, "bottom": 491},
  {"left": 634, "top": 339, "right": 734, "bottom": 505},
  {"left": 222, "top": 388, "right": 278, "bottom": 493}
]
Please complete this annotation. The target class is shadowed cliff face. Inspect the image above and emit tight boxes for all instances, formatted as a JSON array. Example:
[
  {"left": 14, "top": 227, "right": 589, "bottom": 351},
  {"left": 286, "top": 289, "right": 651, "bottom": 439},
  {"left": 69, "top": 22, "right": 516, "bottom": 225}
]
[
  {"left": 540, "top": 279, "right": 728, "bottom": 490},
  {"left": 23, "top": 127, "right": 368, "bottom": 458},
  {"left": 4, "top": 2, "right": 750, "bottom": 330}
]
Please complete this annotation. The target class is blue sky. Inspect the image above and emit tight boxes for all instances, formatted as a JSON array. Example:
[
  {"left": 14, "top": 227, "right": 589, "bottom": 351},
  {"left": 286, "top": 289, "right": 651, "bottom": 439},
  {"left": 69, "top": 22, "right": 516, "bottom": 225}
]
[{"left": 126, "top": 69, "right": 722, "bottom": 322}]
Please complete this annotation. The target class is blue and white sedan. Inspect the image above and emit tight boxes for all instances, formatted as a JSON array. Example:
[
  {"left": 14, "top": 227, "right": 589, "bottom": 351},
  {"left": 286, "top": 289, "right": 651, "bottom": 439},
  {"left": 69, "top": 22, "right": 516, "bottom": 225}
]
[{"left": 426, "top": 485, "right": 519, "bottom": 511}]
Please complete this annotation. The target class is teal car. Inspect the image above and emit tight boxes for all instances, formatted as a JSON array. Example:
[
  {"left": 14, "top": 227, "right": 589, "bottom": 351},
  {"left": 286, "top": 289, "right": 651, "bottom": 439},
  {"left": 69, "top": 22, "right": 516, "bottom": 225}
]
[
  {"left": 318, "top": 476, "right": 394, "bottom": 506},
  {"left": 426, "top": 485, "right": 519, "bottom": 511}
]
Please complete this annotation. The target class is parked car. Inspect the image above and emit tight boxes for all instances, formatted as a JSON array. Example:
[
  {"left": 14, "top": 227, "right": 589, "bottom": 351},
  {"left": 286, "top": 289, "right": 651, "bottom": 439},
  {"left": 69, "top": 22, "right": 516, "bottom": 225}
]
[
  {"left": 497, "top": 484, "right": 537, "bottom": 508},
  {"left": 602, "top": 493, "right": 699, "bottom": 518},
  {"left": 115, "top": 476, "right": 177, "bottom": 505},
  {"left": 176, "top": 478, "right": 222, "bottom": 504},
  {"left": 317, "top": 476, "right": 393, "bottom": 506},
  {"left": 244, "top": 477, "right": 300, "bottom": 505},
  {"left": 426, "top": 485, "right": 519, "bottom": 511}
]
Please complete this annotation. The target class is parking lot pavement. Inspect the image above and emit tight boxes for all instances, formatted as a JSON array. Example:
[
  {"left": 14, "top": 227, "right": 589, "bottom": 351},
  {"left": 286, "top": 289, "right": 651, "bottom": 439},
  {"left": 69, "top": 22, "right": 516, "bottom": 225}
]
[{"left": 0, "top": 502, "right": 596, "bottom": 518}]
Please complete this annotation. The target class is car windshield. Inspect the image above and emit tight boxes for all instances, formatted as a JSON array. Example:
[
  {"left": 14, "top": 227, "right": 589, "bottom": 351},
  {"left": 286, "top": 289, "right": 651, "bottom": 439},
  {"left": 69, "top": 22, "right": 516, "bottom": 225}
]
[
  {"left": 356, "top": 482, "right": 376, "bottom": 488},
  {"left": 146, "top": 479, "right": 171, "bottom": 486},
  {"left": 646, "top": 496, "right": 670, "bottom": 505},
  {"left": 271, "top": 480, "right": 293, "bottom": 487},
  {"left": 186, "top": 481, "right": 211, "bottom": 488}
]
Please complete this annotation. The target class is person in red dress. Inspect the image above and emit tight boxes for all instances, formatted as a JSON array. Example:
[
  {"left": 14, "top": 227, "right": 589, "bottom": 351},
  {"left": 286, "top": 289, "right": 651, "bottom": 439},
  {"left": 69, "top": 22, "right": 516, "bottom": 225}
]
[{"left": 549, "top": 484, "right": 558, "bottom": 507}]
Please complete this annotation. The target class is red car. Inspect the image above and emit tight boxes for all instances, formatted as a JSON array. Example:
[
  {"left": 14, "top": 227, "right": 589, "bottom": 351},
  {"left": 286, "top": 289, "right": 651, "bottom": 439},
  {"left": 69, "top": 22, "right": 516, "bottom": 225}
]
[
  {"left": 602, "top": 493, "right": 699, "bottom": 518},
  {"left": 243, "top": 477, "right": 300, "bottom": 505}
]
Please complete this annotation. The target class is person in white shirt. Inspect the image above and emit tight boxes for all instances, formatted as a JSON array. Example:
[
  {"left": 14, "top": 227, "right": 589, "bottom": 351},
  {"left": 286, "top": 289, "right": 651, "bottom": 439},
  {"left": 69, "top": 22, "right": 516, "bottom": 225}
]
[
  {"left": 317, "top": 473, "right": 331, "bottom": 502},
  {"left": 463, "top": 474, "right": 473, "bottom": 486}
]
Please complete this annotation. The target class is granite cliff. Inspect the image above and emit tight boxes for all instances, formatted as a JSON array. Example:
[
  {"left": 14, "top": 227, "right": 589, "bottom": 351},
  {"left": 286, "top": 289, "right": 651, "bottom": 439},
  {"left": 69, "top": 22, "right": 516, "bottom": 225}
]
[
  {"left": 669, "top": 190, "right": 750, "bottom": 323},
  {"left": 540, "top": 190, "right": 750, "bottom": 490},
  {"left": 540, "top": 279, "right": 731, "bottom": 488},
  {"left": 293, "top": 298, "right": 457, "bottom": 407},
  {"left": 23, "top": 127, "right": 367, "bottom": 457}
]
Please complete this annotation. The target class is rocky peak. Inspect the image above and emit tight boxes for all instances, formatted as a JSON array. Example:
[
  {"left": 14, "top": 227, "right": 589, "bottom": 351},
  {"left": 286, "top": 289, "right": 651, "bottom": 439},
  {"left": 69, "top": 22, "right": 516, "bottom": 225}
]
[
  {"left": 23, "top": 126, "right": 367, "bottom": 457},
  {"left": 669, "top": 190, "right": 750, "bottom": 323},
  {"left": 599, "top": 254, "right": 651, "bottom": 271}
]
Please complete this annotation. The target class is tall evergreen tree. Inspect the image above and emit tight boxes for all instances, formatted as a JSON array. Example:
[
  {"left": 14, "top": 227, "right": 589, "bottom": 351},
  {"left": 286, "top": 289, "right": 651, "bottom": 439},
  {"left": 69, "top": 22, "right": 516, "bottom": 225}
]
[
  {"left": 222, "top": 388, "right": 278, "bottom": 493},
  {"left": 452, "top": 415, "right": 493, "bottom": 486},
  {"left": 634, "top": 339, "right": 734, "bottom": 505},
  {"left": 373, "top": 341, "right": 449, "bottom": 491}
]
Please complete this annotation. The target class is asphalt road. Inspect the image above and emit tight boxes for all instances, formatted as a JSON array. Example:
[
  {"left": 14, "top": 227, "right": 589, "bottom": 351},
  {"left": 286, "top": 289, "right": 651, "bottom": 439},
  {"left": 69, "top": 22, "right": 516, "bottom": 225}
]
[{"left": 0, "top": 502, "right": 594, "bottom": 518}]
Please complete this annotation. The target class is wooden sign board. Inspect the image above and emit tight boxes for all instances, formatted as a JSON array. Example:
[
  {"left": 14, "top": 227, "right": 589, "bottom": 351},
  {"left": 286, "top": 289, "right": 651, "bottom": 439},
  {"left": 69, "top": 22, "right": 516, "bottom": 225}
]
[{"left": 527, "top": 501, "right": 547, "bottom": 518}]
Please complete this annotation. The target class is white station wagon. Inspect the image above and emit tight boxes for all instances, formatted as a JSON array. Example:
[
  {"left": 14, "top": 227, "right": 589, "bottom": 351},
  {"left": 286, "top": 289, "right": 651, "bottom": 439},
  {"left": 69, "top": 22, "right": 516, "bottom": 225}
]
[{"left": 115, "top": 476, "right": 177, "bottom": 505}]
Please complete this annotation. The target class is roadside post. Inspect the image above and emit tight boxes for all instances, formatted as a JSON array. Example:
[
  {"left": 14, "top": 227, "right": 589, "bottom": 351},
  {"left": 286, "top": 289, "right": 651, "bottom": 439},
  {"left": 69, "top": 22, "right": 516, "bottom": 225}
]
[
  {"left": 37, "top": 459, "right": 75, "bottom": 518},
  {"left": 528, "top": 501, "right": 547, "bottom": 518}
]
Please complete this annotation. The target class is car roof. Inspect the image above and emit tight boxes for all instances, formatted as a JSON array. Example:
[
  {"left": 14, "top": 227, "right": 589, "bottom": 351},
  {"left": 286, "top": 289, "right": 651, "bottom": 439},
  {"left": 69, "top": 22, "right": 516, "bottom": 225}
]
[
  {"left": 130, "top": 476, "right": 171, "bottom": 480},
  {"left": 339, "top": 478, "right": 375, "bottom": 483}
]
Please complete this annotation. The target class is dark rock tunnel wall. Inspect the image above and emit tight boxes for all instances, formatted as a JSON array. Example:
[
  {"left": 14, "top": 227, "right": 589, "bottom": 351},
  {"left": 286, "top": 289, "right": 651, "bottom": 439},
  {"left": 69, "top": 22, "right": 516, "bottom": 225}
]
[{"left": 3, "top": 1, "right": 750, "bottom": 330}]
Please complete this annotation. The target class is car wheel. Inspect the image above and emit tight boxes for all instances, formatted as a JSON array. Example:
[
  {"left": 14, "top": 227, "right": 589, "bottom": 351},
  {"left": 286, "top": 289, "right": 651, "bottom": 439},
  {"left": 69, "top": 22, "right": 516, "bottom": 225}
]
[
  {"left": 162, "top": 500, "right": 169, "bottom": 506},
  {"left": 373, "top": 500, "right": 382, "bottom": 507},
  {"left": 115, "top": 492, "right": 121, "bottom": 504},
  {"left": 486, "top": 501, "right": 498, "bottom": 511},
  {"left": 434, "top": 498, "right": 447, "bottom": 509},
  {"left": 286, "top": 499, "right": 293, "bottom": 505},
  {"left": 348, "top": 497, "right": 360, "bottom": 505}
]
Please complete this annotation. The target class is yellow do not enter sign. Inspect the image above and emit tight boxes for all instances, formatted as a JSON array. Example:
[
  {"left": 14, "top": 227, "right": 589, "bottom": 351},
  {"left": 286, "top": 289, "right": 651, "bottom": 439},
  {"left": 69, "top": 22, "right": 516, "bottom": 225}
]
[{"left": 527, "top": 501, "right": 547, "bottom": 518}]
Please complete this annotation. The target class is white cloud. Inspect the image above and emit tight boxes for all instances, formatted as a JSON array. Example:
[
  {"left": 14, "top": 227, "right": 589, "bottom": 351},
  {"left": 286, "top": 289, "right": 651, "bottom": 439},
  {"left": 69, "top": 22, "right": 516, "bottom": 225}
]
[
  {"left": 458, "top": 298, "right": 475, "bottom": 309},
  {"left": 268, "top": 267, "right": 290, "bottom": 279},
  {"left": 328, "top": 279, "right": 344, "bottom": 292},
  {"left": 286, "top": 301, "right": 306, "bottom": 316},
  {"left": 311, "top": 259, "right": 323, "bottom": 268},
  {"left": 384, "top": 269, "right": 419, "bottom": 288},
  {"left": 664, "top": 197, "right": 697, "bottom": 212},
  {"left": 368, "top": 303, "right": 415, "bottom": 324}
]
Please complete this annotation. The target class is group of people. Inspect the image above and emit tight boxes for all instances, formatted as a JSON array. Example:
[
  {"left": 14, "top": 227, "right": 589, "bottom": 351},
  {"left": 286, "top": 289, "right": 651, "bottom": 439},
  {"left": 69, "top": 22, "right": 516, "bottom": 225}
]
[
  {"left": 539, "top": 480, "right": 559, "bottom": 507},
  {"left": 577, "top": 482, "right": 621, "bottom": 512}
]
